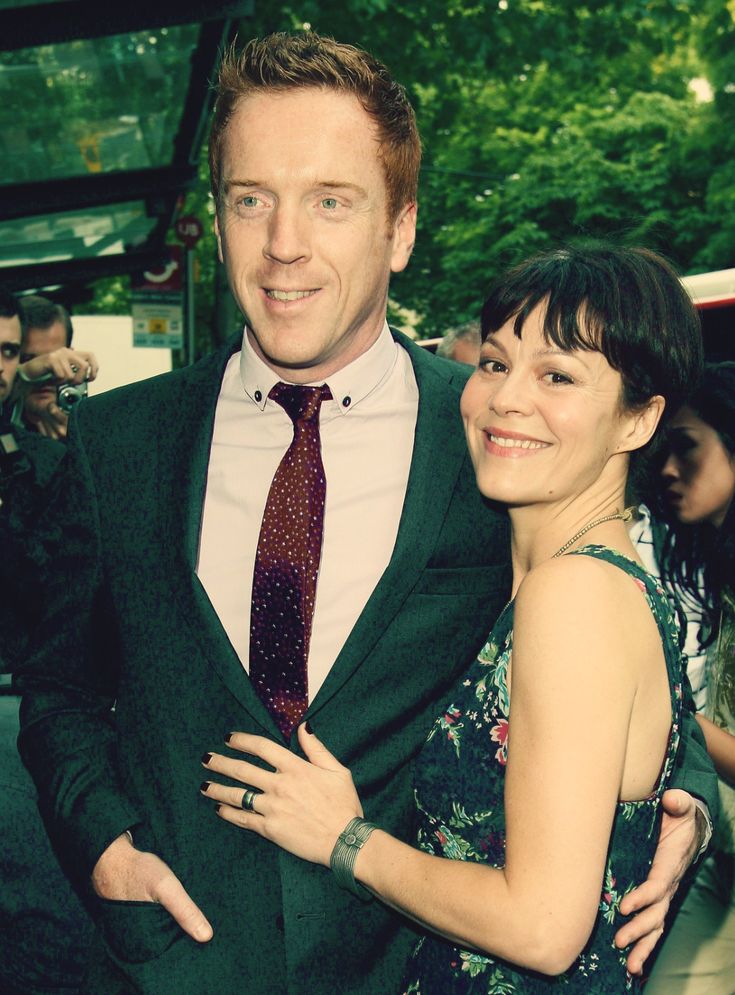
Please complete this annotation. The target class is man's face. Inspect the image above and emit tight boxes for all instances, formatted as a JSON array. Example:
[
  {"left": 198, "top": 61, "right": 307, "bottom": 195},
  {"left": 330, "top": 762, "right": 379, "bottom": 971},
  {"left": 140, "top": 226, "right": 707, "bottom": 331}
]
[
  {"left": 0, "top": 314, "right": 22, "bottom": 403},
  {"left": 215, "top": 88, "right": 416, "bottom": 383},
  {"left": 21, "top": 321, "right": 67, "bottom": 419}
]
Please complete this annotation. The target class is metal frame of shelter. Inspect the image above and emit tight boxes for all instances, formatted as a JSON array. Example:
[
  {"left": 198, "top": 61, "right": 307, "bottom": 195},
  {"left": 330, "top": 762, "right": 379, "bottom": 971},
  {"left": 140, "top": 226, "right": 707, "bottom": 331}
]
[{"left": 0, "top": 0, "right": 254, "bottom": 300}]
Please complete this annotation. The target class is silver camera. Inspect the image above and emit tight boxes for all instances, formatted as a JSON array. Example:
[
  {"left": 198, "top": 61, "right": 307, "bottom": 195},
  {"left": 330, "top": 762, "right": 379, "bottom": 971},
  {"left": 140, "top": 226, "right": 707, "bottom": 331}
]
[{"left": 57, "top": 380, "right": 88, "bottom": 412}]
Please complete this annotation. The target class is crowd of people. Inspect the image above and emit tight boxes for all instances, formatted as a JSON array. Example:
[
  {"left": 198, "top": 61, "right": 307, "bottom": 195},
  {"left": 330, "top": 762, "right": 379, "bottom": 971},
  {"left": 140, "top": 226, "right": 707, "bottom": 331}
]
[{"left": 1, "top": 29, "right": 733, "bottom": 995}]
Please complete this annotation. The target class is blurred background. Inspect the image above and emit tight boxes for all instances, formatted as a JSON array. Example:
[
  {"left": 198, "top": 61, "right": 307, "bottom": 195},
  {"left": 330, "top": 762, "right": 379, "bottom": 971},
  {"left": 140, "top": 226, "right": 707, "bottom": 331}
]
[{"left": 1, "top": 0, "right": 733, "bottom": 387}]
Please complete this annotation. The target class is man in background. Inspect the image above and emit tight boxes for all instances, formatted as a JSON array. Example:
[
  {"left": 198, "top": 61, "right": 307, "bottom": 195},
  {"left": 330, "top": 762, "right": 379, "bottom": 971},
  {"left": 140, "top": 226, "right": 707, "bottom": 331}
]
[
  {"left": 1, "top": 286, "right": 92, "bottom": 995},
  {"left": 436, "top": 319, "right": 481, "bottom": 365},
  {"left": 17, "top": 295, "right": 97, "bottom": 440}
]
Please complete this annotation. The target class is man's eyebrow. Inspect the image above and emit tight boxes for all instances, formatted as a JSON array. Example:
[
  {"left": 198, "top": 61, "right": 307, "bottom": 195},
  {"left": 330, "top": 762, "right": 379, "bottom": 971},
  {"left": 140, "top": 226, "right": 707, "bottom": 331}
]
[
  {"left": 223, "top": 179, "right": 260, "bottom": 191},
  {"left": 314, "top": 181, "right": 368, "bottom": 196},
  {"left": 223, "top": 179, "right": 369, "bottom": 197}
]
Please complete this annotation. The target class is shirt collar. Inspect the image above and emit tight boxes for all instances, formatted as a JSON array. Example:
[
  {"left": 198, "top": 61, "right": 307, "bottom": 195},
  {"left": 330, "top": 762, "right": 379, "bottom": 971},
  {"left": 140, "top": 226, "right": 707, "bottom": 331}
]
[{"left": 239, "top": 322, "right": 398, "bottom": 415}]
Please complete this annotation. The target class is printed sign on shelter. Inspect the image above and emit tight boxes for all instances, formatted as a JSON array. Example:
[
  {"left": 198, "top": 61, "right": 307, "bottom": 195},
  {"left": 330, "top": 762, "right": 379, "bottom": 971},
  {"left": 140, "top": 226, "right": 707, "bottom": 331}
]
[{"left": 132, "top": 247, "right": 184, "bottom": 348}]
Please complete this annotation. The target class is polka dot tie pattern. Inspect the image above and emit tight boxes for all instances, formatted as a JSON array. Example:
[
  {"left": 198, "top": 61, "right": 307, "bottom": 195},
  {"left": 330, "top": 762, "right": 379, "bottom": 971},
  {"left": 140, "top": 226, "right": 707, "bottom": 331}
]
[{"left": 249, "top": 382, "right": 332, "bottom": 738}]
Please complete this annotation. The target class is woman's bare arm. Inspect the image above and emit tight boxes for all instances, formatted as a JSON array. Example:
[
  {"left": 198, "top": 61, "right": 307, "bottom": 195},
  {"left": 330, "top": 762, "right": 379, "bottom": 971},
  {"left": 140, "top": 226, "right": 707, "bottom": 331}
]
[{"left": 205, "top": 555, "right": 668, "bottom": 975}]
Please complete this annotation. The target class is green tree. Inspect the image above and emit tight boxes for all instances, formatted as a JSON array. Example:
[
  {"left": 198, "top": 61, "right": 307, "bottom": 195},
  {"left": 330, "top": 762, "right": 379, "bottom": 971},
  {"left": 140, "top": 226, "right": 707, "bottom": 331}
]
[{"left": 82, "top": 0, "right": 734, "bottom": 346}]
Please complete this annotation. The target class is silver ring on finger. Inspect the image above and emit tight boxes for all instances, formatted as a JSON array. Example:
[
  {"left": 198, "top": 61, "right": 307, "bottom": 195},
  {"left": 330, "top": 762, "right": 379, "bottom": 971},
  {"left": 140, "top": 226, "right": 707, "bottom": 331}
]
[
  {"left": 242, "top": 788, "right": 259, "bottom": 812},
  {"left": 70, "top": 364, "right": 79, "bottom": 374}
]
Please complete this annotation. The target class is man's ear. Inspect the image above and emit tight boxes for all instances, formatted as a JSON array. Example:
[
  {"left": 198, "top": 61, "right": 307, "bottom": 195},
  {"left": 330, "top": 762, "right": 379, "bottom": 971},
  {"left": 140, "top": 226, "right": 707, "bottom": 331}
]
[
  {"left": 616, "top": 395, "right": 666, "bottom": 454},
  {"left": 214, "top": 212, "right": 224, "bottom": 264},
  {"left": 390, "top": 202, "right": 417, "bottom": 274}
]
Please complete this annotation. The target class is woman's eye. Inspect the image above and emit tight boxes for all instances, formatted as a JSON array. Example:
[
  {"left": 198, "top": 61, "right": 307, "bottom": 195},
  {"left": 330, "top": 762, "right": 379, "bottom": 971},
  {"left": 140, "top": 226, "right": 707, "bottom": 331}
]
[
  {"left": 671, "top": 437, "right": 697, "bottom": 457},
  {"left": 546, "top": 371, "right": 573, "bottom": 385},
  {"left": 667, "top": 429, "right": 697, "bottom": 457},
  {"left": 479, "top": 358, "right": 507, "bottom": 374}
]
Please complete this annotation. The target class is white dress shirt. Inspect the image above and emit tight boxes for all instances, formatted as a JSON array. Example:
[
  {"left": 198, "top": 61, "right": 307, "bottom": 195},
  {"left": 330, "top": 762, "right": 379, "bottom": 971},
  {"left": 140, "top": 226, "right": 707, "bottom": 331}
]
[{"left": 196, "top": 323, "right": 419, "bottom": 701}]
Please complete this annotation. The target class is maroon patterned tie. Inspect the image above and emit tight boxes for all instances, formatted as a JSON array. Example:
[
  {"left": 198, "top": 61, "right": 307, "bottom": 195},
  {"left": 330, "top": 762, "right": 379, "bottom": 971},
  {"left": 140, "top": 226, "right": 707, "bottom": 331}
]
[{"left": 250, "top": 382, "right": 331, "bottom": 738}]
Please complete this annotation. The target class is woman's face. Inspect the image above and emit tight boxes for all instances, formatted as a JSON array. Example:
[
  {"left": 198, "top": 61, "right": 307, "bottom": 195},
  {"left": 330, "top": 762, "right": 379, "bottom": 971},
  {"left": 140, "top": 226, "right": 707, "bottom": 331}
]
[
  {"left": 661, "top": 406, "right": 735, "bottom": 529},
  {"left": 460, "top": 305, "right": 645, "bottom": 510}
]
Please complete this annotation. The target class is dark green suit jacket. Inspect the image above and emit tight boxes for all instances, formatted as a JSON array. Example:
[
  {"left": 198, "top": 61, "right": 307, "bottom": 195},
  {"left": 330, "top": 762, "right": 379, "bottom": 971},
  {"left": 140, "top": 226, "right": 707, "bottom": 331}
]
[
  {"left": 17, "top": 332, "right": 716, "bottom": 994},
  {"left": 18, "top": 333, "right": 511, "bottom": 993},
  {"left": 1, "top": 425, "right": 65, "bottom": 673}
]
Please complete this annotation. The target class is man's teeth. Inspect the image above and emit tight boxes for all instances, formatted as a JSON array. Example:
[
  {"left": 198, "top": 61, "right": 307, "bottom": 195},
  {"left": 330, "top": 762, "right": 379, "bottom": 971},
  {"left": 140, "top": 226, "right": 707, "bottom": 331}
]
[
  {"left": 490, "top": 434, "right": 545, "bottom": 449},
  {"left": 266, "top": 289, "right": 315, "bottom": 301}
]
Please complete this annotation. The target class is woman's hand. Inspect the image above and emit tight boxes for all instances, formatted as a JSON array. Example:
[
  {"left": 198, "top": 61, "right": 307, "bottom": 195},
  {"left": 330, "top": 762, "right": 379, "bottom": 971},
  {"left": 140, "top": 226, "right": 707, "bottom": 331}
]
[{"left": 200, "top": 724, "right": 363, "bottom": 866}]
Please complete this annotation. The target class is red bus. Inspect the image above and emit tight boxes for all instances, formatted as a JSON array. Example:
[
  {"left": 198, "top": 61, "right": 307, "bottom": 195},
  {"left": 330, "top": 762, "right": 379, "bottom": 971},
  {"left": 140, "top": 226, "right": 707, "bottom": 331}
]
[{"left": 681, "top": 268, "right": 735, "bottom": 360}]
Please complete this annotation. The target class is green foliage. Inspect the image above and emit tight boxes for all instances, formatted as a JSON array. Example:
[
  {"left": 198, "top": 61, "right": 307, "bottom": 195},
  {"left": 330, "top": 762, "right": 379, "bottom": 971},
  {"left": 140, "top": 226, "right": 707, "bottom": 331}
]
[{"left": 83, "top": 0, "right": 735, "bottom": 344}]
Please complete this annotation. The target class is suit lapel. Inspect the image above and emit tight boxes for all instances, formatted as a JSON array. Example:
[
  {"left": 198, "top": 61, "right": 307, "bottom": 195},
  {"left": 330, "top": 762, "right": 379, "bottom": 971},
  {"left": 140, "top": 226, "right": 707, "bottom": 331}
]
[
  {"left": 157, "top": 332, "right": 472, "bottom": 734},
  {"left": 159, "top": 337, "right": 281, "bottom": 735},
  {"left": 309, "top": 333, "right": 472, "bottom": 713}
]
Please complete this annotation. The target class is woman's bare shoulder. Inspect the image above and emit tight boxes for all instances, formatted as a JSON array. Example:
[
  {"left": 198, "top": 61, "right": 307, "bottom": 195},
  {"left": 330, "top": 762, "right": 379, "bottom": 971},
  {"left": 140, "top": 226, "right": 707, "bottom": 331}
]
[{"left": 514, "top": 552, "right": 655, "bottom": 660}]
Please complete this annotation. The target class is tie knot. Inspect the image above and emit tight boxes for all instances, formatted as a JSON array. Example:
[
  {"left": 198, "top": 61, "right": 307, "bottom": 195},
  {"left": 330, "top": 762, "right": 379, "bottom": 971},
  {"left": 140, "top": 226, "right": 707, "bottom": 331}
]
[{"left": 269, "top": 382, "right": 331, "bottom": 424}]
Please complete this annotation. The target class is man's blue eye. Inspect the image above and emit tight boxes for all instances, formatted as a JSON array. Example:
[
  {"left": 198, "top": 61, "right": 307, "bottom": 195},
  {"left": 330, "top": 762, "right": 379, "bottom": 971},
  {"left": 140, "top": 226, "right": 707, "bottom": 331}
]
[
  {"left": 322, "top": 198, "right": 338, "bottom": 209},
  {"left": 241, "top": 196, "right": 259, "bottom": 208}
]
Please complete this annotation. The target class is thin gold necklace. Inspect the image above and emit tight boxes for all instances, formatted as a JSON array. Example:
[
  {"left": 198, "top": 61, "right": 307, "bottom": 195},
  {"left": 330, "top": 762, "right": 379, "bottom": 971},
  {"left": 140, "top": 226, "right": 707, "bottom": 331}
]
[{"left": 552, "top": 511, "right": 627, "bottom": 559}]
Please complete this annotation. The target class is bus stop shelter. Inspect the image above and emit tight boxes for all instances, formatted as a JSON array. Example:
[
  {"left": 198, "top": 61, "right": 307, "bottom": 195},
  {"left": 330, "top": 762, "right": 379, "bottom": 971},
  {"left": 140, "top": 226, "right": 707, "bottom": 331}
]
[{"left": 0, "top": 0, "right": 254, "bottom": 303}]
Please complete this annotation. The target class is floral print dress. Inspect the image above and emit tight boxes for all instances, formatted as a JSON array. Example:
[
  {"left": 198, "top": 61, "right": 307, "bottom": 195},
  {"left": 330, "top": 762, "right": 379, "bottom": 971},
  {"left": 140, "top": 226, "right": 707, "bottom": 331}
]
[{"left": 401, "top": 546, "right": 684, "bottom": 994}]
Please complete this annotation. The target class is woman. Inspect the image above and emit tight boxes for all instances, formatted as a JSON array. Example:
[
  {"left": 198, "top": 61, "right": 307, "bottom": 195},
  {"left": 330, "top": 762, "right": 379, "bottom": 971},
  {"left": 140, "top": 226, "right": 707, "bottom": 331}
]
[
  {"left": 646, "top": 361, "right": 735, "bottom": 994},
  {"left": 202, "top": 244, "right": 703, "bottom": 991}
]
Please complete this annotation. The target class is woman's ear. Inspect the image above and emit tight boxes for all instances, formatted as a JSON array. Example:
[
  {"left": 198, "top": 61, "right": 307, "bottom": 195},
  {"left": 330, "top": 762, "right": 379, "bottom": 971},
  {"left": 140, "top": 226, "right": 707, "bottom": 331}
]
[{"left": 616, "top": 395, "right": 665, "bottom": 454}]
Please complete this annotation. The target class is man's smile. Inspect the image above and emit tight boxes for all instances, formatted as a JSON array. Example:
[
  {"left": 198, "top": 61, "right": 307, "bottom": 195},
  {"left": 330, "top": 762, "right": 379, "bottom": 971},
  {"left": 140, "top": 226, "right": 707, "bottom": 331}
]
[{"left": 264, "top": 288, "right": 320, "bottom": 302}]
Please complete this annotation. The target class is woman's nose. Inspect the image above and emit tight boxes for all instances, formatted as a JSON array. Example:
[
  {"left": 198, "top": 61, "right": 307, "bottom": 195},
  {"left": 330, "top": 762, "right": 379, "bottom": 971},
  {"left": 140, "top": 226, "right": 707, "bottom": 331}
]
[
  {"left": 489, "top": 372, "right": 534, "bottom": 417},
  {"left": 660, "top": 454, "right": 680, "bottom": 482}
]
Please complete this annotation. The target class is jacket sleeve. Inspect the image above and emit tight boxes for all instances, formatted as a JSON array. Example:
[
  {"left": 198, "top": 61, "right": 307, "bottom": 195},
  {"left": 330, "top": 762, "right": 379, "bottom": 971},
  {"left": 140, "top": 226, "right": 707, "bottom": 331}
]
[
  {"left": 16, "top": 415, "right": 142, "bottom": 892},
  {"left": 669, "top": 674, "right": 720, "bottom": 830}
]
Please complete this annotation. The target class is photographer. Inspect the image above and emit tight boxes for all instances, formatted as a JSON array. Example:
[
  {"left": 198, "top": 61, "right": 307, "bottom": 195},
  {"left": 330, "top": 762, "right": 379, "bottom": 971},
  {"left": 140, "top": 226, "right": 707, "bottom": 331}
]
[
  {"left": 17, "top": 295, "right": 98, "bottom": 441},
  {"left": 1, "top": 288, "right": 92, "bottom": 993}
]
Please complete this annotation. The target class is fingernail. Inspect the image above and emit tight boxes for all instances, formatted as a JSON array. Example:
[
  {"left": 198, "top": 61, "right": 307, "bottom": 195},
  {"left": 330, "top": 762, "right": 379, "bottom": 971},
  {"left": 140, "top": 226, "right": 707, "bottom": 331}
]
[
  {"left": 201, "top": 753, "right": 212, "bottom": 765},
  {"left": 305, "top": 721, "right": 313, "bottom": 734},
  {"left": 224, "top": 732, "right": 233, "bottom": 744},
  {"left": 200, "top": 781, "right": 211, "bottom": 793}
]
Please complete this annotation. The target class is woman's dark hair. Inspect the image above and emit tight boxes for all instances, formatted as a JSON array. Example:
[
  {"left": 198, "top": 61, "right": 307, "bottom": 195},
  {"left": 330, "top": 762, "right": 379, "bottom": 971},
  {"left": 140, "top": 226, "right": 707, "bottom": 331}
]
[
  {"left": 481, "top": 242, "right": 703, "bottom": 441},
  {"left": 655, "top": 362, "right": 735, "bottom": 632}
]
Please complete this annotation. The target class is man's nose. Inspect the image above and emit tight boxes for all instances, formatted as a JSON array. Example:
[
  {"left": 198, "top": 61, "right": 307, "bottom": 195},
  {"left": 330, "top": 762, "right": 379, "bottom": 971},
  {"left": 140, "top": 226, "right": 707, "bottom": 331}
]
[{"left": 263, "top": 205, "right": 310, "bottom": 265}]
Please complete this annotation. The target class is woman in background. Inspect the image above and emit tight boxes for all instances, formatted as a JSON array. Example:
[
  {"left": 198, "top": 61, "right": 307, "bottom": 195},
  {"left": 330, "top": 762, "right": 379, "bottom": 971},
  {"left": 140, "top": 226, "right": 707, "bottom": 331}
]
[{"left": 646, "top": 361, "right": 735, "bottom": 995}]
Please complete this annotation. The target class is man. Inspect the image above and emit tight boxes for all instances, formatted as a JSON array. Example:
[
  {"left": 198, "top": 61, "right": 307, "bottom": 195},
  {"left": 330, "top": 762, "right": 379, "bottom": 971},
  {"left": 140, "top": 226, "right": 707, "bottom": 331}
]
[
  {"left": 1, "top": 288, "right": 92, "bottom": 995},
  {"left": 436, "top": 320, "right": 481, "bottom": 365},
  {"left": 18, "top": 34, "right": 716, "bottom": 995},
  {"left": 0, "top": 290, "right": 22, "bottom": 414},
  {"left": 0, "top": 288, "right": 67, "bottom": 667},
  {"left": 17, "top": 295, "right": 98, "bottom": 440}
]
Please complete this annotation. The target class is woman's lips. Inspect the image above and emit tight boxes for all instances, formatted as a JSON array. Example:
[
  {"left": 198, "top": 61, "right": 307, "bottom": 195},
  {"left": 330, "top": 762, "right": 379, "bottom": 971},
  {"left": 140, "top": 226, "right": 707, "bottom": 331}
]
[{"left": 483, "top": 429, "right": 549, "bottom": 458}]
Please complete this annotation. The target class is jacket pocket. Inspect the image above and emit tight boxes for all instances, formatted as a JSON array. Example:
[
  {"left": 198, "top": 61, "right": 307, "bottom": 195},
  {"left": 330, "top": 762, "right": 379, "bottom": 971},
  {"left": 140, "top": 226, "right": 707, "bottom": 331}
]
[{"left": 95, "top": 898, "right": 182, "bottom": 964}]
